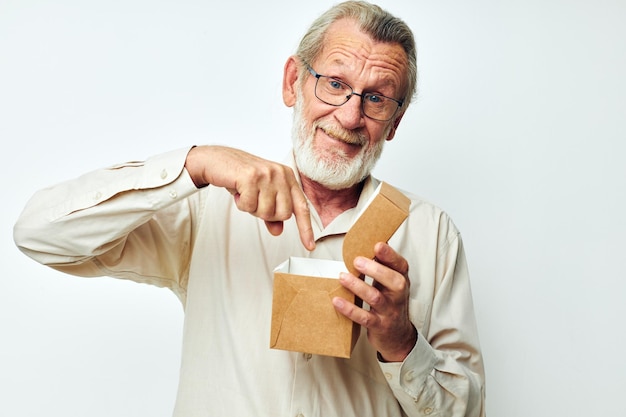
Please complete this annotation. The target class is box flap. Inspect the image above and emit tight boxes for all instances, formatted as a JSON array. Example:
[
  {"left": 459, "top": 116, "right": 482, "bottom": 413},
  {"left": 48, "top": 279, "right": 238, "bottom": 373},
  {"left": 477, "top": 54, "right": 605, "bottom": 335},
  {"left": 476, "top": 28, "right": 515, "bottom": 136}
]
[{"left": 342, "top": 182, "right": 410, "bottom": 276}]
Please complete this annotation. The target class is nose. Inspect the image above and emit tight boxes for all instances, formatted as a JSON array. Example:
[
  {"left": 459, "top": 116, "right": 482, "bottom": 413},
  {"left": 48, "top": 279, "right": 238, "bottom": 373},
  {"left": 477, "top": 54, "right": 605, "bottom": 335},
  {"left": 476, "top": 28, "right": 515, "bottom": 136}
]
[{"left": 334, "top": 93, "right": 365, "bottom": 130}]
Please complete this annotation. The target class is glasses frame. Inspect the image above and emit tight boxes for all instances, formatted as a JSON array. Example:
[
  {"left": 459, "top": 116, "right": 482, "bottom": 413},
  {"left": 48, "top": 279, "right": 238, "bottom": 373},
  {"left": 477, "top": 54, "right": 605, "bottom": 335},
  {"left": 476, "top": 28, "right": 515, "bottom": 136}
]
[{"left": 306, "top": 66, "right": 404, "bottom": 122}]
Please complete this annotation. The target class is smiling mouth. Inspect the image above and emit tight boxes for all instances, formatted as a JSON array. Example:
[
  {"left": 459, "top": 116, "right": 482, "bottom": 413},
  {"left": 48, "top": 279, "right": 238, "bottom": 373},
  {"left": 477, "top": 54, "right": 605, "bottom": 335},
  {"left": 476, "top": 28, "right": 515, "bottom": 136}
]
[{"left": 319, "top": 127, "right": 363, "bottom": 146}]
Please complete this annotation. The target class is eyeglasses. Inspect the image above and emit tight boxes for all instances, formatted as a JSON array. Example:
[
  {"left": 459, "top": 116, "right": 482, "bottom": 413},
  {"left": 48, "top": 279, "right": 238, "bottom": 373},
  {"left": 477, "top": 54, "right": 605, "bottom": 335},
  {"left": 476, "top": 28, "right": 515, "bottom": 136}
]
[{"left": 306, "top": 66, "right": 403, "bottom": 122}]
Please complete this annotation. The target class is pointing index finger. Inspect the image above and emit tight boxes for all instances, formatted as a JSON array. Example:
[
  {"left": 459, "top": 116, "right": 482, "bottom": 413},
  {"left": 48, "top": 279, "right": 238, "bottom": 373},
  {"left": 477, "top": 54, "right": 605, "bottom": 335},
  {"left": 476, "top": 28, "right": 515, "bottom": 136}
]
[{"left": 290, "top": 184, "right": 315, "bottom": 251}]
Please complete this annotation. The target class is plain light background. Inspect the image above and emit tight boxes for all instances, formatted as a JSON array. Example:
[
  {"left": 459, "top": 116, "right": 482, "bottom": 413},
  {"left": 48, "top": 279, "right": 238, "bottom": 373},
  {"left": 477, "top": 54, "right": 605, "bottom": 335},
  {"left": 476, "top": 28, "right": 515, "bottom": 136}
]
[{"left": 1, "top": 0, "right": 624, "bottom": 416}]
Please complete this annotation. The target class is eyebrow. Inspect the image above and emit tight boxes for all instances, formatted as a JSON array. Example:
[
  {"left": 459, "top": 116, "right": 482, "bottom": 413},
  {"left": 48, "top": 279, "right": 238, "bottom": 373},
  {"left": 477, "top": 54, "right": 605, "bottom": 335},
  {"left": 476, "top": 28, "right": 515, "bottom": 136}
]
[{"left": 327, "top": 72, "right": 398, "bottom": 98}]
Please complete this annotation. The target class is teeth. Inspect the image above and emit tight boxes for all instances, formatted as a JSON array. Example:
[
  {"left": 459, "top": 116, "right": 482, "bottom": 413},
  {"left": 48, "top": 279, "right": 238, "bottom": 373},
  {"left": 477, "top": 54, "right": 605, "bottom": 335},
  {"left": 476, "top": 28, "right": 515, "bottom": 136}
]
[
  {"left": 320, "top": 127, "right": 361, "bottom": 145},
  {"left": 325, "top": 130, "right": 347, "bottom": 142}
]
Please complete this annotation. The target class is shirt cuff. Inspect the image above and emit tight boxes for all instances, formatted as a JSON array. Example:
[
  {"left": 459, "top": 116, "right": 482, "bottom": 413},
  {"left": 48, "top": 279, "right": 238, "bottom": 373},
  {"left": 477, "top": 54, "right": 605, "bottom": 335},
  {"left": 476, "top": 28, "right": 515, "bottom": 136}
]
[
  {"left": 379, "top": 333, "right": 438, "bottom": 398},
  {"left": 139, "top": 147, "right": 200, "bottom": 207}
]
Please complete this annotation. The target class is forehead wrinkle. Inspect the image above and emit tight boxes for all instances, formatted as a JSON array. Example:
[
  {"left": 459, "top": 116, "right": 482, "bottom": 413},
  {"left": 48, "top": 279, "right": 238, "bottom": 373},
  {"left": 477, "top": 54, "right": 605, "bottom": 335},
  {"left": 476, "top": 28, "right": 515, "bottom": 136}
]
[
  {"left": 313, "top": 18, "right": 408, "bottom": 94},
  {"left": 323, "top": 45, "right": 407, "bottom": 94}
]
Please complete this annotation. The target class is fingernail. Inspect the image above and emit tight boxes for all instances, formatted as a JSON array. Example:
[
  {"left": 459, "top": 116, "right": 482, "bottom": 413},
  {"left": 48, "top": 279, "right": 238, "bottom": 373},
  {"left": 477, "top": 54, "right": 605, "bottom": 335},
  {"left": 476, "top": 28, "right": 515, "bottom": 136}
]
[
  {"left": 375, "top": 242, "right": 386, "bottom": 254},
  {"left": 332, "top": 297, "right": 344, "bottom": 308}
]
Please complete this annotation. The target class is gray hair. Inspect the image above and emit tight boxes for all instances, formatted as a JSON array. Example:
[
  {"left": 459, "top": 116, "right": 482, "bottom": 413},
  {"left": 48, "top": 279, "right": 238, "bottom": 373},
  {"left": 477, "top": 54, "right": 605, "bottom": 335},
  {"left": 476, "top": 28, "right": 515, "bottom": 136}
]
[{"left": 296, "top": 1, "right": 417, "bottom": 106}]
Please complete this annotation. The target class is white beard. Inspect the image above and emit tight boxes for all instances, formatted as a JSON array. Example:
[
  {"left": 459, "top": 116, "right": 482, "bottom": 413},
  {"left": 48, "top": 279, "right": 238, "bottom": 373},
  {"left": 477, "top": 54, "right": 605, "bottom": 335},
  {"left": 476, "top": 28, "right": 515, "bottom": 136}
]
[{"left": 291, "top": 94, "right": 388, "bottom": 190}]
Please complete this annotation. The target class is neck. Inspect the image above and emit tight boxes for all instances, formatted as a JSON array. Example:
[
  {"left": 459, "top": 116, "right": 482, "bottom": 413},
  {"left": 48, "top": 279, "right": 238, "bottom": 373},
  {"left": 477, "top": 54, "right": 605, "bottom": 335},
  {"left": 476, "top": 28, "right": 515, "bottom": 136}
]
[{"left": 300, "top": 174, "right": 364, "bottom": 228}]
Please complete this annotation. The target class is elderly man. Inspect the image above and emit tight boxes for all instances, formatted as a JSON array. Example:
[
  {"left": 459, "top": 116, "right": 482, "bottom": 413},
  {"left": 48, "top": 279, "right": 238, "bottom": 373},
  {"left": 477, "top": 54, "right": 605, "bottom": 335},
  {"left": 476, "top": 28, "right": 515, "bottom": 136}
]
[{"left": 14, "top": 1, "right": 485, "bottom": 416}]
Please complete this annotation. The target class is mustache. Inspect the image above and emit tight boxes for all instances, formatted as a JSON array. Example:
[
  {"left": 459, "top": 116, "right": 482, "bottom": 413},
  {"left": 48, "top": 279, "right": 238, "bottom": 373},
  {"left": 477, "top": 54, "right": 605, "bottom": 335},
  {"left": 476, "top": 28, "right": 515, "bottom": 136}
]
[{"left": 314, "top": 119, "right": 367, "bottom": 146}]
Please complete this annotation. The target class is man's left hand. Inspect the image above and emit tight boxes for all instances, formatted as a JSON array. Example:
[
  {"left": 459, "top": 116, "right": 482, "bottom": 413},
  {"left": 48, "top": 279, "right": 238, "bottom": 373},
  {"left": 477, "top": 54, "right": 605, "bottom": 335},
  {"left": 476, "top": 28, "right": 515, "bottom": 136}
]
[{"left": 332, "top": 242, "right": 417, "bottom": 362}]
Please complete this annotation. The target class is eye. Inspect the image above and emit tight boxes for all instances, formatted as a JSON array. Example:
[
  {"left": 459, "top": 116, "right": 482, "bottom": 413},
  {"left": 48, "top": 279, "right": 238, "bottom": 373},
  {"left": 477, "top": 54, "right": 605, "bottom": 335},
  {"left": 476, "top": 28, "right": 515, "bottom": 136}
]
[
  {"left": 366, "top": 94, "right": 384, "bottom": 104},
  {"left": 328, "top": 79, "right": 344, "bottom": 90}
]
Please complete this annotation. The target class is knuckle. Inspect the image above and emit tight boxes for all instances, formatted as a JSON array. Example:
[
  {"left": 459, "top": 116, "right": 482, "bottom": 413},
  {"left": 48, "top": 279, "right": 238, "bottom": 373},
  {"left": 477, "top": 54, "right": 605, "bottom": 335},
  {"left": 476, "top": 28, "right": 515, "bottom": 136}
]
[
  {"left": 368, "top": 289, "right": 383, "bottom": 307},
  {"left": 361, "top": 314, "right": 374, "bottom": 328},
  {"left": 235, "top": 197, "right": 255, "bottom": 214},
  {"left": 387, "top": 271, "right": 409, "bottom": 293},
  {"left": 274, "top": 207, "right": 292, "bottom": 221},
  {"left": 296, "top": 199, "right": 310, "bottom": 214},
  {"left": 255, "top": 206, "right": 274, "bottom": 220},
  {"left": 276, "top": 199, "right": 296, "bottom": 220},
  {"left": 245, "top": 163, "right": 273, "bottom": 183},
  {"left": 399, "top": 259, "right": 409, "bottom": 276},
  {"left": 396, "top": 275, "right": 409, "bottom": 292}
]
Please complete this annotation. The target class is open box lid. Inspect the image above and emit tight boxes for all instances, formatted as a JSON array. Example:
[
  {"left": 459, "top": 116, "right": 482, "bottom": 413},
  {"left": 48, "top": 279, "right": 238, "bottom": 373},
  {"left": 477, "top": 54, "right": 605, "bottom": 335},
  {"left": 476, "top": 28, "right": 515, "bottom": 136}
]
[
  {"left": 269, "top": 181, "right": 410, "bottom": 357},
  {"left": 342, "top": 181, "right": 411, "bottom": 277}
]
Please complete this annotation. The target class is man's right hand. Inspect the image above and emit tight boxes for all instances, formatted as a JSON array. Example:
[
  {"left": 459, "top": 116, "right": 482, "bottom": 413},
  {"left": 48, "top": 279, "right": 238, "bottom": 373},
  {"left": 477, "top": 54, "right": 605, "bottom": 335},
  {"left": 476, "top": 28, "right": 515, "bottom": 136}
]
[{"left": 185, "top": 145, "right": 315, "bottom": 251}]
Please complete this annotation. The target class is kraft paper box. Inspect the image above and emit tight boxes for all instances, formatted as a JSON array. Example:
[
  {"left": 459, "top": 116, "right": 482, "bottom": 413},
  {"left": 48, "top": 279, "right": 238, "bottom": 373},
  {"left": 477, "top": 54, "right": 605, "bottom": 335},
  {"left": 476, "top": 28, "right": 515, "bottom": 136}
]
[{"left": 270, "top": 182, "right": 411, "bottom": 358}]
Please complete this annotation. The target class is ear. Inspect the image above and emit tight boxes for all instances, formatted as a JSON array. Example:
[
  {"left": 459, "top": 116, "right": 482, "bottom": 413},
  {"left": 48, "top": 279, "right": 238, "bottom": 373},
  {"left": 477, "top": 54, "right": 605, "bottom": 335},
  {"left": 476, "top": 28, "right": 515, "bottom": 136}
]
[
  {"left": 385, "top": 112, "right": 405, "bottom": 141},
  {"left": 282, "top": 56, "right": 299, "bottom": 107}
]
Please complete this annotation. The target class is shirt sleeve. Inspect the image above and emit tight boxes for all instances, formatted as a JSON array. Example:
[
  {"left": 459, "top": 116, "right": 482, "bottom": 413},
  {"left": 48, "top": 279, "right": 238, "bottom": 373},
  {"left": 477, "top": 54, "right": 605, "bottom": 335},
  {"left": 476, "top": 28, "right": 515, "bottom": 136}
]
[
  {"left": 379, "top": 226, "right": 486, "bottom": 417},
  {"left": 13, "top": 146, "right": 200, "bottom": 303}
]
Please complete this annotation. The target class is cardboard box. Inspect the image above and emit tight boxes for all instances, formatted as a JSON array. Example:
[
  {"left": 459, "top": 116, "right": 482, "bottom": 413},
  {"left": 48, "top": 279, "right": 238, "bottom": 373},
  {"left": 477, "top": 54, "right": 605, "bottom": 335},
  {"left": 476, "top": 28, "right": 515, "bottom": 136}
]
[{"left": 270, "top": 182, "right": 411, "bottom": 358}]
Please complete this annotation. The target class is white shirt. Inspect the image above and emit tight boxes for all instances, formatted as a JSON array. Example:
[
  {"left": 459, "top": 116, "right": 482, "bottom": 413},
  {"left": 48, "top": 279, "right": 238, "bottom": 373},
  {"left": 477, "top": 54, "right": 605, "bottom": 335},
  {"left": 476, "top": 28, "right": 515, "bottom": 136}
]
[{"left": 14, "top": 147, "right": 485, "bottom": 417}]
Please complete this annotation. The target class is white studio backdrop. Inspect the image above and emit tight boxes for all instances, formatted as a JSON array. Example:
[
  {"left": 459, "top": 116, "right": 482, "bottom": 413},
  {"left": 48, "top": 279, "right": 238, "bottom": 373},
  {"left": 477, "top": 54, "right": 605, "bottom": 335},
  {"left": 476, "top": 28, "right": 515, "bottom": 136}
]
[{"left": 1, "top": 0, "right": 625, "bottom": 416}]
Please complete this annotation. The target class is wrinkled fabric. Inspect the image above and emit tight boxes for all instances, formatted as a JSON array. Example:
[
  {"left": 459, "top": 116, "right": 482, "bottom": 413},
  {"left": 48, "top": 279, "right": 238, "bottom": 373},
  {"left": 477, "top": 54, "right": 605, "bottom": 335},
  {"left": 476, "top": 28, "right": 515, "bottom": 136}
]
[{"left": 14, "top": 147, "right": 485, "bottom": 417}]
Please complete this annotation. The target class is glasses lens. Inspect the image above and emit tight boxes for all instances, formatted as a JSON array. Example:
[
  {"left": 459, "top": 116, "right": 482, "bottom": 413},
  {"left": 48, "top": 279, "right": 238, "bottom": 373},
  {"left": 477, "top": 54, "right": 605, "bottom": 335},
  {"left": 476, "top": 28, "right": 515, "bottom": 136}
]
[
  {"left": 362, "top": 94, "right": 398, "bottom": 121},
  {"left": 313, "top": 73, "right": 400, "bottom": 121},
  {"left": 315, "top": 76, "right": 352, "bottom": 106}
]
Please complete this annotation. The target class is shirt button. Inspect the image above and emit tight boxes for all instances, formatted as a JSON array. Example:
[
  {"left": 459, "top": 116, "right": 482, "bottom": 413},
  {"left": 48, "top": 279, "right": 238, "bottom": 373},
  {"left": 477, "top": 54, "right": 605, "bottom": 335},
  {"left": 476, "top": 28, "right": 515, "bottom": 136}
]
[
  {"left": 94, "top": 191, "right": 102, "bottom": 201},
  {"left": 403, "top": 370, "right": 415, "bottom": 382},
  {"left": 160, "top": 169, "right": 168, "bottom": 180},
  {"left": 423, "top": 407, "right": 433, "bottom": 415},
  {"left": 303, "top": 353, "right": 312, "bottom": 361},
  {"left": 169, "top": 190, "right": 178, "bottom": 199},
  {"left": 384, "top": 372, "right": 392, "bottom": 380}
]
